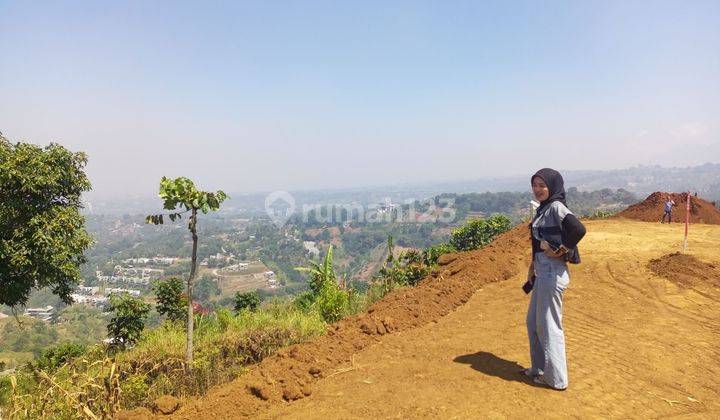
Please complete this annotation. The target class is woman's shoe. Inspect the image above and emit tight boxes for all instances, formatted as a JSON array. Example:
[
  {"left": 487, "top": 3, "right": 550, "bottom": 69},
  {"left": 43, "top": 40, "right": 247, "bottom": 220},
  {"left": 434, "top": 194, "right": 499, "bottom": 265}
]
[{"left": 532, "top": 375, "right": 567, "bottom": 390}]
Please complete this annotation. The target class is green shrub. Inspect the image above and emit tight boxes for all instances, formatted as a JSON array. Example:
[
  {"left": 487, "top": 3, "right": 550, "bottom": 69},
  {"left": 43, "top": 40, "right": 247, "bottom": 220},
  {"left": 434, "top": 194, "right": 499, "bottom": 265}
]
[
  {"left": 375, "top": 236, "right": 436, "bottom": 290},
  {"left": 107, "top": 294, "right": 151, "bottom": 348},
  {"left": 450, "top": 214, "right": 511, "bottom": 251},
  {"left": 376, "top": 250, "right": 433, "bottom": 288},
  {"left": 119, "top": 374, "right": 149, "bottom": 408},
  {"left": 34, "top": 343, "right": 86, "bottom": 372},
  {"left": 591, "top": 209, "right": 614, "bottom": 219},
  {"left": 0, "top": 376, "right": 12, "bottom": 407},
  {"left": 292, "top": 290, "right": 316, "bottom": 312},
  {"left": 313, "top": 281, "right": 349, "bottom": 323},
  {"left": 234, "top": 291, "right": 261, "bottom": 312},
  {"left": 423, "top": 243, "right": 456, "bottom": 265}
]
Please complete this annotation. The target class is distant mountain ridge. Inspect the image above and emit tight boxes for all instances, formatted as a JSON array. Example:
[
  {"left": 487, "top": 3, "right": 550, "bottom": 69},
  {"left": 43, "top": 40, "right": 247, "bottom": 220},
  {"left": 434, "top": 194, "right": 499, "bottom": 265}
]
[
  {"left": 563, "top": 163, "right": 720, "bottom": 197},
  {"left": 415, "top": 163, "right": 720, "bottom": 197},
  {"left": 84, "top": 163, "right": 720, "bottom": 215}
]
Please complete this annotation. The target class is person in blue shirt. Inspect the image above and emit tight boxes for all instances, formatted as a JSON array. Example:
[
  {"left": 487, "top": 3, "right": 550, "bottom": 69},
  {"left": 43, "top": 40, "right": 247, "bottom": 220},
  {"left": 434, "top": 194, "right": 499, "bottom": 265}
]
[{"left": 661, "top": 195, "right": 676, "bottom": 224}]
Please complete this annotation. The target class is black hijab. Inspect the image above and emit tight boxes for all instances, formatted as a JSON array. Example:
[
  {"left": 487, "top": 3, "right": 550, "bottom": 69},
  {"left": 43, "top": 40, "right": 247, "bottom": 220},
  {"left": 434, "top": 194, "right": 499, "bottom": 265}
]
[{"left": 532, "top": 168, "right": 566, "bottom": 216}]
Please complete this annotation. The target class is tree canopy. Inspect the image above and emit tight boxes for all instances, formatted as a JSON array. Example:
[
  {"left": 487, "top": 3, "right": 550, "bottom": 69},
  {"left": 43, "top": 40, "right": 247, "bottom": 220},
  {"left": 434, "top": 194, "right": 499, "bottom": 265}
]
[{"left": 0, "top": 134, "right": 92, "bottom": 308}]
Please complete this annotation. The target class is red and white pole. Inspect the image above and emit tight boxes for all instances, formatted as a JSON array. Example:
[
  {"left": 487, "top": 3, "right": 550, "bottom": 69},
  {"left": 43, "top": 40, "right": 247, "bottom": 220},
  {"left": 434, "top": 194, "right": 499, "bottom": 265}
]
[{"left": 683, "top": 191, "right": 691, "bottom": 252}]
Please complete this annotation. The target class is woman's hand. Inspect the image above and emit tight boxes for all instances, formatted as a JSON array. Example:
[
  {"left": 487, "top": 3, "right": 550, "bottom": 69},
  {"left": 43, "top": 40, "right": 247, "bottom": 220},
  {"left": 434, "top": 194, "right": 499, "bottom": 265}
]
[{"left": 541, "top": 240, "right": 567, "bottom": 259}]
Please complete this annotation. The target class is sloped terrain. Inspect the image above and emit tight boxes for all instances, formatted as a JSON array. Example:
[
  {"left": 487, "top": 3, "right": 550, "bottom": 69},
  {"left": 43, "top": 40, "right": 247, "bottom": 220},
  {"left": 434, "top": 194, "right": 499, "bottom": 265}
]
[
  {"left": 124, "top": 219, "right": 720, "bottom": 418},
  {"left": 617, "top": 191, "right": 720, "bottom": 224}
]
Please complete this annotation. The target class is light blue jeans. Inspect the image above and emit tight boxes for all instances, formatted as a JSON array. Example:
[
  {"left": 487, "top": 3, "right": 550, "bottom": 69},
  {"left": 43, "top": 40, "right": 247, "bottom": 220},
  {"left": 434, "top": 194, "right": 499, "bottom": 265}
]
[{"left": 526, "top": 252, "right": 570, "bottom": 389}]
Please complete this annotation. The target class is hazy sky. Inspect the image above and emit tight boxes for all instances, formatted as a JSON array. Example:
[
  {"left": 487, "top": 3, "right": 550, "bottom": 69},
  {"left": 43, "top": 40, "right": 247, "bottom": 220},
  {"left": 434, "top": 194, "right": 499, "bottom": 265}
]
[{"left": 1, "top": 1, "right": 718, "bottom": 198}]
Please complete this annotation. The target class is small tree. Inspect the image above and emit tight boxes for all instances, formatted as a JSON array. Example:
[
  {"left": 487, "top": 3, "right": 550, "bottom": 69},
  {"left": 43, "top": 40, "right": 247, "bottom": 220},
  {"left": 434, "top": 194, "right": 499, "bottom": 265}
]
[
  {"left": 106, "top": 293, "right": 150, "bottom": 348},
  {"left": 153, "top": 277, "right": 187, "bottom": 322},
  {"left": 234, "top": 291, "right": 260, "bottom": 312},
  {"left": 0, "top": 134, "right": 92, "bottom": 309},
  {"left": 147, "top": 176, "right": 227, "bottom": 371},
  {"left": 450, "top": 214, "right": 511, "bottom": 251}
]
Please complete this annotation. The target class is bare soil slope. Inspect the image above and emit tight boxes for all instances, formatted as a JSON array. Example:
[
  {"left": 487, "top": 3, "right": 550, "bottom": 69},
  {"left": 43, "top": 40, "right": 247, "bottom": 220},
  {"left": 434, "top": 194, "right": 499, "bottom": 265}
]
[
  {"left": 126, "top": 219, "right": 720, "bottom": 418},
  {"left": 617, "top": 191, "right": 720, "bottom": 224}
]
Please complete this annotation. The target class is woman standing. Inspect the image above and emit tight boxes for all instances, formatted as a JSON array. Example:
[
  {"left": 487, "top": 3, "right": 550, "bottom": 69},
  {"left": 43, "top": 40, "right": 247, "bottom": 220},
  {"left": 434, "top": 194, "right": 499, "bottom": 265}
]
[{"left": 522, "top": 168, "right": 586, "bottom": 390}]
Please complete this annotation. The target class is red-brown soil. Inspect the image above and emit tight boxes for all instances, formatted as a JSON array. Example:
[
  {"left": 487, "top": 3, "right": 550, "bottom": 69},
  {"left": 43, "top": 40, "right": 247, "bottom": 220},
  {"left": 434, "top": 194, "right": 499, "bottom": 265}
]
[
  {"left": 649, "top": 252, "right": 720, "bottom": 288},
  {"left": 616, "top": 191, "right": 720, "bottom": 224}
]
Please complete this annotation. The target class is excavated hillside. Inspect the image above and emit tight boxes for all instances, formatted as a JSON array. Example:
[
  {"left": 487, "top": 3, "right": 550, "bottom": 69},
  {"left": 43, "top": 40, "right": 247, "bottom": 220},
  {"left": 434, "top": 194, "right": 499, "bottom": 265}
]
[
  {"left": 121, "top": 218, "right": 720, "bottom": 419},
  {"left": 617, "top": 191, "right": 720, "bottom": 224}
]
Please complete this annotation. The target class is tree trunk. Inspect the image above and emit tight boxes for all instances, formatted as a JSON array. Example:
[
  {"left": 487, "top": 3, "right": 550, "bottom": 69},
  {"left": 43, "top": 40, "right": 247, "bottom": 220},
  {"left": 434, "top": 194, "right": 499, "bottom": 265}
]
[{"left": 185, "top": 208, "right": 198, "bottom": 372}]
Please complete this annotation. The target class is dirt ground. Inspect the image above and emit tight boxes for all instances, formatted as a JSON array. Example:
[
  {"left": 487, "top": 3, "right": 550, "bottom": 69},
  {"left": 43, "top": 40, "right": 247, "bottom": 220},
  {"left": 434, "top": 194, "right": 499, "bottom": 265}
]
[
  {"left": 262, "top": 219, "right": 720, "bottom": 418},
  {"left": 131, "top": 219, "right": 720, "bottom": 419}
]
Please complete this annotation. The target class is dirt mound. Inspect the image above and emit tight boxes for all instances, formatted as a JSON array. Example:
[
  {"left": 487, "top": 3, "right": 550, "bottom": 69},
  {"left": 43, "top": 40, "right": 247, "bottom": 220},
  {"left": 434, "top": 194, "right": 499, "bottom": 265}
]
[
  {"left": 616, "top": 192, "right": 720, "bottom": 224},
  {"left": 648, "top": 252, "right": 720, "bottom": 288},
  {"left": 145, "top": 225, "right": 530, "bottom": 419}
]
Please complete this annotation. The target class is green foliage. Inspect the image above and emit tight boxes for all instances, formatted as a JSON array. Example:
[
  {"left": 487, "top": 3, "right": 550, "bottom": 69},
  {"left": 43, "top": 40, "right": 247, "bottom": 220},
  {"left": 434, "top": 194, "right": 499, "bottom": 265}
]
[
  {"left": 0, "top": 376, "right": 11, "bottom": 407},
  {"left": 294, "top": 246, "right": 353, "bottom": 323},
  {"left": 292, "top": 290, "right": 316, "bottom": 311},
  {"left": 0, "top": 135, "right": 92, "bottom": 308},
  {"left": 146, "top": 176, "right": 228, "bottom": 225},
  {"left": 55, "top": 305, "right": 108, "bottom": 345},
  {"left": 590, "top": 209, "right": 615, "bottom": 219},
  {"left": 4, "top": 347, "right": 122, "bottom": 419},
  {"left": 371, "top": 216, "right": 505, "bottom": 291},
  {"left": 377, "top": 248, "right": 433, "bottom": 289},
  {"left": 234, "top": 291, "right": 261, "bottom": 312},
  {"left": 1, "top": 301, "right": 327, "bottom": 417},
  {"left": 423, "top": 243, "right": 456, "bottom": 265},
  {"left": 0, "top": 306, "right": 106, "bottom": 372},
  {"left": 34, "top": 343, "right": 86, "bottom": 372},
  {"left": 153, "top": 277, "right": 187, "bottom": 322},
  {"left": 195, "top": 275, "right": 221, "bottom": 304},
  {"left": 313, "top": 281, "right": 349, "bottom": 323},
  {"left": 450, "top": 214, "right": 512, "bottom": 251},
  {"left": 341, "top": 230, "right": 387, "bottom": 255},
  {"left": 0, "top": 318, "right": 59, "bottom": 357},
  {"left": 296, "top": 246, "right": 337, "bottom": 295},
  {"left": 119, "top": 374, "right": 150, "bottom": 408},
  {"left": 107, "top": 294, "right": 150, "bottom": 348}
]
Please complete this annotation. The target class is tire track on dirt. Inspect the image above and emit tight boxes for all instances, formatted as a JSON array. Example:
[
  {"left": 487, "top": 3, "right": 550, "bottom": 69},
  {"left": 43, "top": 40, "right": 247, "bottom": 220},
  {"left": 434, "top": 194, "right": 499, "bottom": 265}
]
[{"left": 605, "top": 262, "right": 720, "bottom": 331}]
